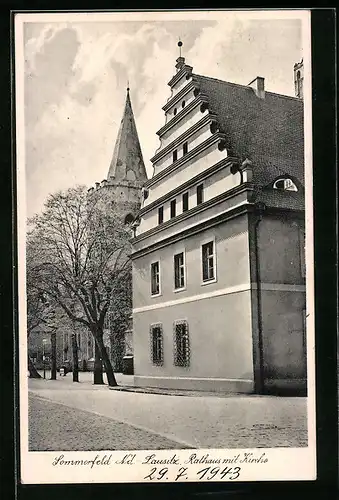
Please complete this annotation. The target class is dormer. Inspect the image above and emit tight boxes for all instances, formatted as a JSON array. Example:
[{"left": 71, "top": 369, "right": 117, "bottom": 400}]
[{"left": 273, "top": 177, "right": 298, "bottom": 192}]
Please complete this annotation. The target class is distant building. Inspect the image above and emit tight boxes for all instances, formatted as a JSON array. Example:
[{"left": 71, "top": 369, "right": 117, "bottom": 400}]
[{"left": 131, "top": 55, "right": 306, "bottom": 394}]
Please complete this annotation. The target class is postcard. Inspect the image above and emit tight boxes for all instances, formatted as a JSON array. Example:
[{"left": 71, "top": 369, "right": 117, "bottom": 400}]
[{"left": 15, "top": 9, "right": 316, "bottom": 484}]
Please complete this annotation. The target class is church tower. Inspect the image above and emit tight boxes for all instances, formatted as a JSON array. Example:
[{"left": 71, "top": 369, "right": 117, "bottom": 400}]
[
  {"left": 86, "top": 87, "right": 148, "bottom": 372},
  {"left": 88, "top": 87, "right": 148, "bottom": 223}
]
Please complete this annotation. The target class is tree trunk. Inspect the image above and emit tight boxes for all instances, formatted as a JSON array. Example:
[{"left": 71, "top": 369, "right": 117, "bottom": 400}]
[
  {"left": 28, "top": 355, "right": 42, "bottom": 378},
  {"left": 96, "top": 333, "right": 118, "bottom": 387},
  {"left": 93, "top": 342, "right": 104, "bottom": 385},
  {"left": 71, "top": 332, "right": 79, "bottom": 382},
  {"left": 50, "top": 330, "right": 57, "bottom": 380}
]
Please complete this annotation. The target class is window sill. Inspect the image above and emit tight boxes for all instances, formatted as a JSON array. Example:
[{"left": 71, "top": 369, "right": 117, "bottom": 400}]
[
  {"left": 201, "top": 277, "right": 217, "bottom": 286},
  {"left": 151, "top": 292, "right": 162, "bottom": 298},
  {"left": 174, "top": 286, "right": 186, "bottom": 293}
]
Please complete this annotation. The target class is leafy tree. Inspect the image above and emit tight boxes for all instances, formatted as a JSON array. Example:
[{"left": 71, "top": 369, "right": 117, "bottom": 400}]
[{"left": 26, "top": 185, "right": 132, "bottom": 387}]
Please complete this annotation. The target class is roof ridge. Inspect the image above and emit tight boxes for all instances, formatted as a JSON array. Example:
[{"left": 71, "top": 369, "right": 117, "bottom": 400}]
[{"left": 193, "top": 73, "right": 300, "bottom": 101}]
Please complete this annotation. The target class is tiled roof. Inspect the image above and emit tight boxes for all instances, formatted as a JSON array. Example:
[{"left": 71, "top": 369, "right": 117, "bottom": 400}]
[{"left": 193, "top": 74, "right": 305, "bottom": 209}]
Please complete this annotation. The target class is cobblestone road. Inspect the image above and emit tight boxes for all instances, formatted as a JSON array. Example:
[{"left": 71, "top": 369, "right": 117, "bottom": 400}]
[
  {"left": 29, "top": 394, "right": 189, "bottom": 451},
  {"left": 28, "top": 373, "right": 308, "bottom": 450}
]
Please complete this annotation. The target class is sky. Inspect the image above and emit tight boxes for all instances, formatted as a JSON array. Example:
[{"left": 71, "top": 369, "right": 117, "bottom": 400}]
[{"left": 18, "top": 11, "right": 305, "bottom": 218}]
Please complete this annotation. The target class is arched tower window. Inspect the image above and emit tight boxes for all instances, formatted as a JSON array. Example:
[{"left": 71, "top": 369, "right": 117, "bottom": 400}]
[{"left": 124, "top": 213, "right": 135, "bottom": 225}]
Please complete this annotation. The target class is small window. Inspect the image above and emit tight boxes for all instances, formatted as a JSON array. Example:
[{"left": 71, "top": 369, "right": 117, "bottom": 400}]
[
  {"left": 173, "top": 108, "right": 177, "bottom": 116},
  {"left": 183, "top": 142, "right": 188, "bottom": 156},
  {"left": 173, "top": 150, "right": 178, "bottom": 162},
  {"left": 151, "top": 261, "right": 160, "bottom": 295},
  {"left": 150, "top": 324, "right": 163, "bottom": 365},
  {"left": 273, "top": 178, "right": 298, "bottom": 192},
  {"left": 174, "top": 252, "right": 185, "bottom": 289},
  {"left": 182, "top": 192, "right": 189, "bottom": 212},
  {"left": 196, "top": 184, "right": 204, "bottom": 205},
  {"left": 202, "top": 241, "right": 215, "bottom": 282},
  {"left": 173, "top": 320, "right": 190, "bottom": 367},
  {"left": 182, "top": 100, "right": 186, "bottom": 108},
  {"left": 158, "top": 206, "right": 164, "bottom": 225},
  {"left": 170, "top": 199, "right": 176, "bottom": 218}
]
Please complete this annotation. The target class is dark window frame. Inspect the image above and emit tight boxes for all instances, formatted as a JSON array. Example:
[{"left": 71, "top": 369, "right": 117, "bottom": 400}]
[
  {"left": 196, "top": 183, "right": 204, "bottom": 204},
  {"left": 170, "top": 199, "right": 176, "bottom": 218},
  {"left": 158, "top": 206, "right": 164, "bottom": 224},
  {"left": 182, "top": 192, "right": 189, "bottom": 212},
  {"left": 151, "top": 261, "right": 160, "bottom": 295},
  {"left": 150, "top": 324, "right": 164, "bottom": 365},
  {"left": 183, "top": 141, "right": 188, "bottom": 156},
  {"left": 173, "top": 320, "right": 190, "bottom": 367},
  {"left": 202, "top": 241, "right": 215, "bottom": 282},
  {"left": 174, "top": 252, "right": 185, "bottom": 290},
  {"left": 173, "top": 150, "right": 178, "bottom": 162}
]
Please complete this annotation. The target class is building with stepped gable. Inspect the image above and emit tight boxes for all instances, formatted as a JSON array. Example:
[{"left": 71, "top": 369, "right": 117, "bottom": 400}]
[{"left": 130, "top": 54, "right": 306, "bottom": 395}]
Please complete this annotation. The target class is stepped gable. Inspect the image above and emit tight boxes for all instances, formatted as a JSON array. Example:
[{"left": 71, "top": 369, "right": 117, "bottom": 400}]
[
  {"left": 107, "top": 88, "right": 147, "bottom": 183},
  {"left": 192, "top": 73, "right": 304, "bottom": 190}
]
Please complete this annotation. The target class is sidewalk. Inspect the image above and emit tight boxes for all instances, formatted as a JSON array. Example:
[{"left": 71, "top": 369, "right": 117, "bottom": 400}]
[
  {"left": 35, "top": 370, "right": 135, "bottom": 389},
  {"left": 28, "top": 374, "right": 308, "bottom": 449}
]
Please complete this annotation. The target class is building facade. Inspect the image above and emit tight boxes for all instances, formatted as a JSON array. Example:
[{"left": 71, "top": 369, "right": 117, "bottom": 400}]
[{"left": 131, "top": 55, "right": 306, "bottom": 394}]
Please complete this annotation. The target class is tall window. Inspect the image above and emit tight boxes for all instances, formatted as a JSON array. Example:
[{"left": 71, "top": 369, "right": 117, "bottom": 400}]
[
  {"left": 182, "top": 192, "right": 189, "bottom": 212},
  {"left": 174, "top": 252, "right": 185, "bottom": 290},
  {"left": 158, "top": 206, "right": 164, "bottom": 225},
  {"left": 173, "top": 320, "right": 190, "bottom": 367},
  {"left": 202, "top": 241, "right": 215, "bottom": 282},
  {"left": 170, "top": 199, "right": 176, "bottom": 218},
  {"left": 183, "top": 142, "right": 188, "bottom": 156},
  {"left": 151, "top": 261, "right": 160, "bottom": 295},
  {"left": 150, "top": 324, "right": 163, "bottom": 365},
  {"left": 173, "top": 150, "right": 178, "bottom": 162},
  {"left": 196, "top": 184, "right": 204, "bottom": 205}
]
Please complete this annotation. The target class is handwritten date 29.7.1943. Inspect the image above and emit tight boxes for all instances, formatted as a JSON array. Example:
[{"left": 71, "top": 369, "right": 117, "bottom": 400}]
[{"left": 144, "top": 466, "right": 241, "bottom": 481}]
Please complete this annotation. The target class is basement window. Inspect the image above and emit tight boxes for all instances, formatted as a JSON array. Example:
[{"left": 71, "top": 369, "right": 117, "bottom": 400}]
[{"left": 273, "top": 178, "right": 298, "bottom": 192}]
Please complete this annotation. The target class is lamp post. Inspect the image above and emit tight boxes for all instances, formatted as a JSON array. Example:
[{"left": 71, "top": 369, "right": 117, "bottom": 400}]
[{"left": 42, "top": 338, "right": 47, "bottom": 379}]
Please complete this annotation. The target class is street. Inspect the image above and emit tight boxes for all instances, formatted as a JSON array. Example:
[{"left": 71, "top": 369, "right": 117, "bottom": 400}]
[{"left": 28, "top": 372, "right": 308, "bottom": 451}]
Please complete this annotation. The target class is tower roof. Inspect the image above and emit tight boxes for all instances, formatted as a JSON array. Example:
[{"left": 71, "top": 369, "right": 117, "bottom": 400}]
[{"left": 107, "top": 88, "right": 147, "bottom": 183}]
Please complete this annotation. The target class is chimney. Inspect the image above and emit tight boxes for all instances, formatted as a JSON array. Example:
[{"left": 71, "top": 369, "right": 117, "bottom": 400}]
[
  {"left": 248, "top": 76, "right": 265, "bottom": 99},
  {"left": 294, "top": 59, "right": 303, "bottom": 99}
]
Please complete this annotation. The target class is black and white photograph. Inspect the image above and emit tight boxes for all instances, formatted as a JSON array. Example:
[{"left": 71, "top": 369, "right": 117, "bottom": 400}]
[{"left": 15, "top": 10, "right": 316, "bottom": 484}]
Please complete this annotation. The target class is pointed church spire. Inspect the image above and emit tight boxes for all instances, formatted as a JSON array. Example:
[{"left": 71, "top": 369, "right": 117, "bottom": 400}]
[{"left": 107, "top": 87, "right": 147, "bottom": 182}]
